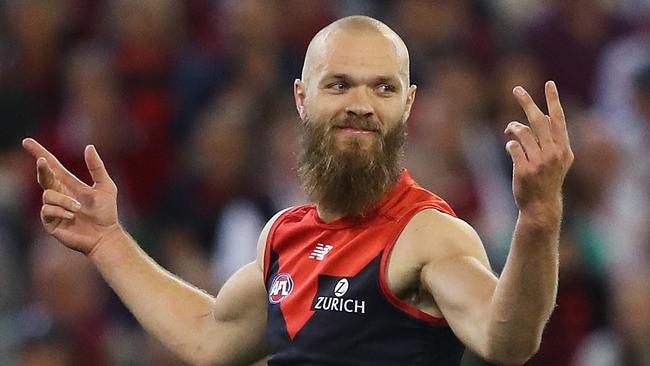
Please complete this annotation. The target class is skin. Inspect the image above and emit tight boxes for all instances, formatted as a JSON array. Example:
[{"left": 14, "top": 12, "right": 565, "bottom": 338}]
[
  {"left": 23, "top": 16, "right": 573, "bottom": 366},
  {"left": 296, "top": 25, "right": 414, "bottom": 165},
  {"left": 295, "top": 26, "right": 416, "bottom": 221}
]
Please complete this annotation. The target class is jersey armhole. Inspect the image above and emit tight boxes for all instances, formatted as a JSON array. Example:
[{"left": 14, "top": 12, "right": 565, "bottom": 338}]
[
  {"left": 263, "top": 207, "right": 296, "bottom": 284},
  {"left": 378, "top": 205, "right": 451, "bottom": 327}
]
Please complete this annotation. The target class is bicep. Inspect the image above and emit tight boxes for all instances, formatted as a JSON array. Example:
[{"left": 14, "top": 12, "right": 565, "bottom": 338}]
[
  {"left": 411, "top": 210, "right": 497, "bottom": 355},
  {"left": 208, "top": 262, "right": 268, "bottom": 365},
  {"left": 204, "top": 209, "right": 289, "bottom": 365},
  {"left": 421, "top": 255, "right": 497, "bottom": 354}
]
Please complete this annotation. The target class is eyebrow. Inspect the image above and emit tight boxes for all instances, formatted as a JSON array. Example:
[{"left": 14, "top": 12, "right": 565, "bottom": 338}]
[{"left": 322, "top": 73, "right": 400, "bottom": 85}]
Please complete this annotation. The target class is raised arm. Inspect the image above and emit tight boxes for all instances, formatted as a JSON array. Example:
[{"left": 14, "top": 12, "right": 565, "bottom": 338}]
[
  {"left": 23, "top": 138, "right": 275, "bottom": 366},
  {"left": 416, "top": 81, "right": 574, "bottom": 365}
]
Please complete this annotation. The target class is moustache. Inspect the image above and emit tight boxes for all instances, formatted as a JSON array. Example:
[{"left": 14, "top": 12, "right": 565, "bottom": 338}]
[{"left": 330, "top": 116, "right": 382, "bottom": 134}]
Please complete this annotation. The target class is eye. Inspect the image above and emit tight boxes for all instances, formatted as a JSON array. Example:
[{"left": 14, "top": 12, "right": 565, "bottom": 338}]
[
  {"left": 377, "top": 83, "right": 396, "bottom": 94},
  {"left": 327, "top": 82, "right": 348, "bottom": 91}
]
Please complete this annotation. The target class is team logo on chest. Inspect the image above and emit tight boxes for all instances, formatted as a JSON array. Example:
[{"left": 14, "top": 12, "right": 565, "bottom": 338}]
[{"left": 269, "top": 273, "right": 294, "bottom": 304}]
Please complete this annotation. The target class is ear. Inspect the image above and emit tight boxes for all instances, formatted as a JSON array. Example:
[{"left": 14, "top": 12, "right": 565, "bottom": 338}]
[
  {"left": 294, "top": 79, "right": 307, "bottom": 120},
  {"left": 403, "top": 84, "right": 417, "bottom": 122}
]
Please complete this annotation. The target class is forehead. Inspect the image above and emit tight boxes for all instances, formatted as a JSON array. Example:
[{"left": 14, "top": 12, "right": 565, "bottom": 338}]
[{"left": 313, "top": 31, "right": 406, "bottom": 82}]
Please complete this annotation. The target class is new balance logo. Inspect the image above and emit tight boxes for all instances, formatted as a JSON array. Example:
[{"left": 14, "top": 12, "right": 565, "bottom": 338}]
[{"left": 308, "top": 243, "right": 334, "bottom": 261}]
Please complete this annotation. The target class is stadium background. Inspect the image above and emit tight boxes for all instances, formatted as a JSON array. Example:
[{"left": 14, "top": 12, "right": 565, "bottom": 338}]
[{"left": 0, "top": 0, "right": 649, "bottom": 365}]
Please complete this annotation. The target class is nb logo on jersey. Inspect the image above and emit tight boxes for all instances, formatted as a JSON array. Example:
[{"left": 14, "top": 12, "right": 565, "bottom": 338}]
[
  {"left": 269, "top": 273, "right": 294, "bottom": 304},
  {"left": 308, "top": 243, "right": 334, "bottom": 261}
]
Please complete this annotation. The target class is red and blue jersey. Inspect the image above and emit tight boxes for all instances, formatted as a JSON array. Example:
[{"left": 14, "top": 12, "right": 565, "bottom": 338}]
[{"left": 264, "top": 170, "right": 465, "bottom": 365}]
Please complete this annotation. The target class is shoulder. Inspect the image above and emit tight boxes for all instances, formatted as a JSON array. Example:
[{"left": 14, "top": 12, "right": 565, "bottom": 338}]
[
  {"left": 397, "top": 208, "right": 491, "bottom": 271},
  {"left": 254, "top": 207, "right": 295, "bottom": 269}
]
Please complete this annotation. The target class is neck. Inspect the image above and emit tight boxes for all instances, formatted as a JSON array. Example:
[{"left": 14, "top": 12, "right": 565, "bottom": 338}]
[{"left": 315, "top": 206, "right": 344, "bottom": 223}]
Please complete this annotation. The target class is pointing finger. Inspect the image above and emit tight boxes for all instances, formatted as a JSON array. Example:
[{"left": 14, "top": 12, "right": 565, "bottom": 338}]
[
  {"left": 513, "top": 86, "right": 553, "bottom": 148},
  {"left": 23, "top": 138, "right": 89, "bottom": 190}
]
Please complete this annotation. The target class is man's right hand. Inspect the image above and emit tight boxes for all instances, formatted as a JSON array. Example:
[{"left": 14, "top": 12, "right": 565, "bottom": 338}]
[
  {"left": 23, "top": 138, "right": 122, "bottom": 255},
  {"left": 23, "top": 138, "right": 271, "bottom": 365}
]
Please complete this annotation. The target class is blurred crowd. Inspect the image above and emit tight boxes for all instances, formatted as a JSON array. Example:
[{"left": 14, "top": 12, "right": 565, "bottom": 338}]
[{"left": 0, "top": 0, "right": 648, "bottom": 365}]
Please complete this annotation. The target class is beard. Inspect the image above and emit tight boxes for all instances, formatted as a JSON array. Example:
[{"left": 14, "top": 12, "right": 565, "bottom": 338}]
[{"left": 298, "top": 114, "right": 406, "bottom": 218}]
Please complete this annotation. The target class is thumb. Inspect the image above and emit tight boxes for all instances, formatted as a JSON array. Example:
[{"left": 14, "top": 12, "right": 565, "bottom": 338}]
[
  {"left": 84, "top": 145, "right": 115, "bottom": 190},
  {"left": 36, "top": 157, "right": 57, "bottom": 190}
]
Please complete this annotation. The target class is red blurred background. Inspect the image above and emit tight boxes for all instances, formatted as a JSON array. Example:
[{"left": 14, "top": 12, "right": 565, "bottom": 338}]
[{"left": 0, "top": 1, "right": 648, "bottom": 365}]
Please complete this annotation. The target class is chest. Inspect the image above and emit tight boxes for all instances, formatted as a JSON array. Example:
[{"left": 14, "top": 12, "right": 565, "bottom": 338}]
[
  {"left": 266, "top": 220, "right": 436, "bottom": 322},
  {"left": 265, "top": 222, "right": 448, "bottom": 361}
]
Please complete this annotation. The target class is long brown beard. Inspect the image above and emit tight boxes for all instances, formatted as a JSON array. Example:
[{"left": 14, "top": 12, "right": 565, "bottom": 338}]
[{"left": 298, "top": 115, "right": 406, "bottom": 218}]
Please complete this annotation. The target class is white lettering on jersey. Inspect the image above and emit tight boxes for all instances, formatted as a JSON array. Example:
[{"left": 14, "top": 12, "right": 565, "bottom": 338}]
[
  {"left": 269, "top": 273, "right": 294, "bottom": 304},
  {"left": 313, "top": 278, "right": 366, "bottom": 314}
]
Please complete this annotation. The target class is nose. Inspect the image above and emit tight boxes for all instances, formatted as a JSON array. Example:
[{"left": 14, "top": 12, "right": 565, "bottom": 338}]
[{"left": 345, "top": 87, "right": 374, "bottom": 118}]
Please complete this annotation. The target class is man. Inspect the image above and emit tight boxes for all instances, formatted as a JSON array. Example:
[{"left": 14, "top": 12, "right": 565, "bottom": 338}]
[{"left": 23, "top": 16, "right": 573, "bottom": 366}]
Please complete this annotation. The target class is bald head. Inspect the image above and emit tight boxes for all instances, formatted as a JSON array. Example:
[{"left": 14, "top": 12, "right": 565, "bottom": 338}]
[{"left": 301, "top": 16, "right": 411, "bottom": 87}]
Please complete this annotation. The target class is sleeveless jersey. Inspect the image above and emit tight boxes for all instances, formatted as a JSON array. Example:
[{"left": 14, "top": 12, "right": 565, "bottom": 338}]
[{"left": 263, "top": 170, "right": 465, "bottom": 365}]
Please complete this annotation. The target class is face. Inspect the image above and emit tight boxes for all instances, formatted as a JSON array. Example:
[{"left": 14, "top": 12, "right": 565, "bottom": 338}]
[
  {"left": 297, "top": 30, "right": 415, "bottom": 154},
  {"left": 294, "top": 30, "right": 416, "bottom": 217}
]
